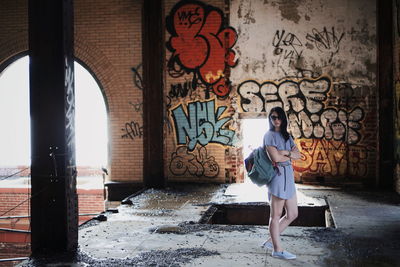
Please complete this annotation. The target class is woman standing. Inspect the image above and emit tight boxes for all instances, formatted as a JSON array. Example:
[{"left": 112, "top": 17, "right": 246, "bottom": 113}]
[{"left": 261, "top": 106, "right": 301, "bottom": 260}]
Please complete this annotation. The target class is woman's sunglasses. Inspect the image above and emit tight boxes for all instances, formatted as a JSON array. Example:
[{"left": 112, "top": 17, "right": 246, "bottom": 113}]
[{"left": 270, "top": 115, "right": 281, "bottom": 121}]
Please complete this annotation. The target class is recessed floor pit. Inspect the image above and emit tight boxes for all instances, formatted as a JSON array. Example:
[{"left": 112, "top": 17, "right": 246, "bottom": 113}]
[{"left": 199, "top": 203, "right": 335, "bottom": 227}]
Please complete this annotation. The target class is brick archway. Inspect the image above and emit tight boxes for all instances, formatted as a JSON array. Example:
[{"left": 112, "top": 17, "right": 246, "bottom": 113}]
[
  {"left": 0, "top": 38, "right": 112, "bottom": 170},
  {"left": 0, "top": 31, "right": 28, "bottom": 73},
  {"left": 0, "top": 36, "right": 113, "bottom": 115},
  {"left": 74, "top": 35, "right": 116, "bottom": 112}
]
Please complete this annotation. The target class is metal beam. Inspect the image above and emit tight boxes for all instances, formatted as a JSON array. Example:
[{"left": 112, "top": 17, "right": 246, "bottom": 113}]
[
  {"left": 142, "top": 0, "right": 166, "bottom": 188},
  {"left": 377, "top": 0, "right": 394, "bottom": 189},
  {"left": 29, "top": 0, "right": 77, "bottom": 253}
]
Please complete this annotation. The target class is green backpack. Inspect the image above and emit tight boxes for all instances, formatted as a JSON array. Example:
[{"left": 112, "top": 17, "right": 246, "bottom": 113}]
[{"left": 245, "top": 146, "right": 277, "bottom": 186}]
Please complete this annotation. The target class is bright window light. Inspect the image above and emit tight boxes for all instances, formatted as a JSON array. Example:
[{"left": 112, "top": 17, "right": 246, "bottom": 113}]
[
  {"left": 242, "top": 118, "right": 269, "bottom": 182},
  {"left": 74, "top": 62, "right": 108, "bottom": 167},
  {"left": 0, "top": 56, "right": 30, "bottom": 166},
  {"left": 0, "top": 56, "right": 108, "bottom": 169}
]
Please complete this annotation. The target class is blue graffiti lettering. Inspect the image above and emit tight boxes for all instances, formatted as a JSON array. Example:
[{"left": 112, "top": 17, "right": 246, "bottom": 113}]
[{"left": 171, "top": 99, "right": 235, "bottom": 151}]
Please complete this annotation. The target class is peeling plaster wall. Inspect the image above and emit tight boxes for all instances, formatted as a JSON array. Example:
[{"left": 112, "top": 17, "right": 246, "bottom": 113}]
[
  {"left": 232, "top": 0, "right": 376, "bottom": 82},
  {"left": 230, "top": 0, "right": 377, "bottom": 183}
]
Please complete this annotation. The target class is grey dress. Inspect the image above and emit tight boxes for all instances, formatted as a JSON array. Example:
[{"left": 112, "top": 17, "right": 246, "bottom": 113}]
[{"left": 263, "top": 130, "right": 297, "bottom": 201}]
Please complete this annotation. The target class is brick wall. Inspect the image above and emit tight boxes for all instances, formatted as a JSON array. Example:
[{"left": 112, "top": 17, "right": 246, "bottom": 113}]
[
  {"left": 0, "top": 243, "right": 30, "bottom": 267},
  {"left": 74, "top": 0, "right": 143, "bottom": 183},
  {"left": 0, "top": 0, "right": 28, "bottom": 68},
  {"left": 0, "top": 188, "right": 103, "bottom": 264},
  {"left": 0, "top": 0, "right": 239, "bottom": 185},
  {"left": 77, "top": 191, "right": 105, "bottom": 214},
  {"left": 0, "top": 188, "right": 105, "bottom": 227},
  {"left": 0, "top": 189, "right": 29, "bottom": 217},
  {"left": 0, "top": 0, "right": 144, "bottom": 184},
  {"left": 0, "top": 166, "right": 102, "bottom": 177},
  {"left": 164, "top": 0, "right": 240, "bottom": 183}
]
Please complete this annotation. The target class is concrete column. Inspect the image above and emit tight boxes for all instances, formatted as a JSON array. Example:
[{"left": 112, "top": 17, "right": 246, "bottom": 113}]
[
  {"left": 142, "top": 0, "right": 166, "bottom": 188},
  {"left": 29, "top": 0, "right": 77, "bottom": 253}
]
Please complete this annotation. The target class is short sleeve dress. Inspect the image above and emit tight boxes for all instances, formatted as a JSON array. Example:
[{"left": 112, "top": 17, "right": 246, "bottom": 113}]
[{"left": 263, "top": 130, "right": 297, "bottom": 201}]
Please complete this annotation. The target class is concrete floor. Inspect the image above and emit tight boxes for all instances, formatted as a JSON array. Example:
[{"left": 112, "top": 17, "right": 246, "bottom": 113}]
[{"left": 18, "top": 182, "right": 400, "bottom": 266}]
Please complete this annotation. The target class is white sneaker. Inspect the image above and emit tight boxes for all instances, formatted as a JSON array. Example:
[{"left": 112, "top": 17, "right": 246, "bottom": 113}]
[
  {"left": 271, "top": 250, "right": 296, "bottom": 260},
  {"left": 261, "top": 240, "right": 273, "bottom": 250}
]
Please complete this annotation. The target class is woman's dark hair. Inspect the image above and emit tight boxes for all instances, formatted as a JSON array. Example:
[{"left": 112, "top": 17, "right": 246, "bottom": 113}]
[{"left": 268, "top": 106, "right": 290, "bottom": 141}]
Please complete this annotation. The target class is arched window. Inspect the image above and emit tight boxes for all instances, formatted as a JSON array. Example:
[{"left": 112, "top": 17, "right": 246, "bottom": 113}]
[
  {"left": 0, "top": 56, "right": 108, "bottom": 175},
  {"left": 74, "top": 61, "right": 108, "bottom": 169},
  {"left": 0, "top": 56, "right": 30, "bottom": 167}
]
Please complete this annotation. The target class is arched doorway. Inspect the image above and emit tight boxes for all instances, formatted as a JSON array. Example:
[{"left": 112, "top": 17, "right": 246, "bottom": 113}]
[
  {"left": 0, "top": 55, "right": 108, "bottom": 232},
  {"left": 0, "top": 56, "right": 30, "bottom": 169},
  {"left": 74, "top": 60, "right": 108, "bottom": 180},
  {"left": 0, "top": 55, "right": 108, "bottom": 175}
]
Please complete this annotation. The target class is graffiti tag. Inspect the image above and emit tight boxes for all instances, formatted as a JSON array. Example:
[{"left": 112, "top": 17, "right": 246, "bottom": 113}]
[
  {"left": 169, "top": 81, "right": 197, "bottom": 99},
  {"left": 293, "top": 139, "right": 368, "bottom": 176},
  {"left": 171, "top": 99, "right": 235, "bottom": 151},
  {"left": 237, "top": 77, "right": 364, "bottom": 144},
  {"left": 121, "top": 120, "right": 143, "bottom": 140},
  {"left": 121, "top": 101, "right": 144, "bottom": 140},
  {"left": 166, "top": 1, "right": 238, "bottom": 98},
  {"left": 129, "top": 101, "right": 143, "bottom": 117},
  {"left": 169, "top": 146, "right": 219, "bottom": 178},
  {"left": 131, "top": 63, "right": 143, "bottom": 91},
  {"left": 305, "top": 27, "right": 344, "bottom": 53},
  {"left": 272, "top": 29, "right": 303, "bottom": 58}
]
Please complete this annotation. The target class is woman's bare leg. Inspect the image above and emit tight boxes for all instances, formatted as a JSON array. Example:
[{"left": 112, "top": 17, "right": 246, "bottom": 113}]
[
  {"left": 283, "top": 192, "right": 298, "bottom": 225},
  {"left": 269, "top": 194, "right": 285, "bottom": 252},
  {"left": 266, "top": 193, "right": 298, "bottom": 244}
]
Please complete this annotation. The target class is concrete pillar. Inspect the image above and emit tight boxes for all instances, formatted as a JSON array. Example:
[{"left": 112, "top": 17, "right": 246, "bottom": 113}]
[
  {"left": 142, "top": 0, "right": 166, "bottom": 188},
  {"left": 29, "top": 0, "right": 77, "bottom": 253}
]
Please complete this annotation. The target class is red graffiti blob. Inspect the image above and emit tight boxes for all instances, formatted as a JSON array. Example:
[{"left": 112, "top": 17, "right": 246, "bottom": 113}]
[
  {"left": 171, "top": 4, "right": 207, "bottom": 69},
  {"left": 168, "top": 2, "right": 237, "bottom": 98}
]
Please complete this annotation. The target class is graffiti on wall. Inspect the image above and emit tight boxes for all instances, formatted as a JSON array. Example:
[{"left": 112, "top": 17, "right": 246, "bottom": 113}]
[
  {"left": 237, "top": 76, "right": 365, "bottom": 144},
  {"left": 272, "top": 29, "right": 303, "bottom": 60},
  {"left": 128, "top": 101, "right": 143, "bottom": 117},
  {"left": 166, "top": 0, "right": 238, "bottom": 99},
  {"left": 271, "top": 26, "right": 345, "bottom": 67},
  {"left": 65, "top": 60, "right": 76, "bottom": 165},
  {"left": 121, "top": 120, "right": 143, "bottom": 140},
  {"left": 131, "top": 63, "right": 143, "bottom": 91},
  {"left": 171, "top": 99, "right": 235, "bottom": 151},
  {"left": 293, "top": 139, "right": 367, "bottom": 177},
  {"left": 169, "top": 81, "right": 197, "bottom": 99},
  {"left": 121, "top": 102, "right": 143, "bottom": 140},
  {"left": 305, "top": 27, "right": 345, "bottom": 54},
  {"left": 238, "top": 76, "right": 331, "bottom": 112},
  {"left": 169, "top": 146, "right": 219, "bottom": 178}
]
